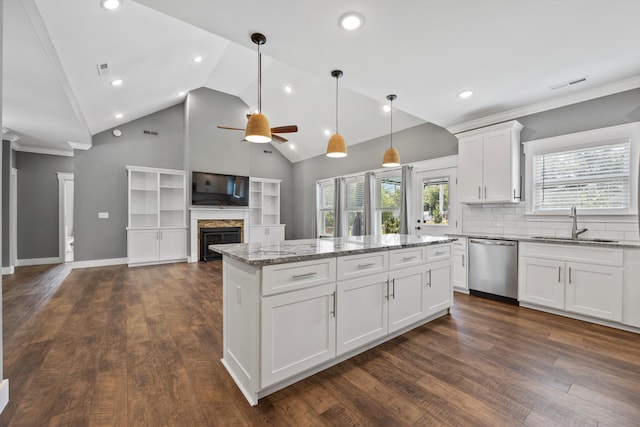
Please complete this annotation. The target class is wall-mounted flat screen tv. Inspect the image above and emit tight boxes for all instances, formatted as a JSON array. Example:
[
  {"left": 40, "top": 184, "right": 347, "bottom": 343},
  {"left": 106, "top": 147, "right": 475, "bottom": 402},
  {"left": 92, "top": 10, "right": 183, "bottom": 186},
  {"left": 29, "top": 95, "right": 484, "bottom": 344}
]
[{"left": 191, "top": 171, "right": 250, "bottom": 206}]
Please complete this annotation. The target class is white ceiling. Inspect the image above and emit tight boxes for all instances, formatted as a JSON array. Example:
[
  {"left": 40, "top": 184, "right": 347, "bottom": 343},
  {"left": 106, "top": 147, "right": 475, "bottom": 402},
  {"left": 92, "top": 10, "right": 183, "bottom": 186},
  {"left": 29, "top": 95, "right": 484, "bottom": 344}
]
[{"left": 3, "top": 0, "right": 640, "bottom": 162}]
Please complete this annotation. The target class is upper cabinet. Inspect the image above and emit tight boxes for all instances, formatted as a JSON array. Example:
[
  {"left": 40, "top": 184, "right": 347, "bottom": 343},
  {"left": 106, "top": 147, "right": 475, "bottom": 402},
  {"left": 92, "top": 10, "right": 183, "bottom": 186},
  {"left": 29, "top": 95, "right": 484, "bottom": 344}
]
[{"left": 456, "top": 120, "right": 523, "bottom": 204}]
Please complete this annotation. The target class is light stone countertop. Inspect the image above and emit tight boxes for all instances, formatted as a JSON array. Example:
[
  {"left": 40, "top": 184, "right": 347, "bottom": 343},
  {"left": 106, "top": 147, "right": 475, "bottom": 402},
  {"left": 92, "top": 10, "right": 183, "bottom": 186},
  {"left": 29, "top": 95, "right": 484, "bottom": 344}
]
[
  {"left": 209, "top": 234, "right": 456, "bottom": 266},
  {"left": 447, "top": 233, "right": 640, "bottom": 249}
]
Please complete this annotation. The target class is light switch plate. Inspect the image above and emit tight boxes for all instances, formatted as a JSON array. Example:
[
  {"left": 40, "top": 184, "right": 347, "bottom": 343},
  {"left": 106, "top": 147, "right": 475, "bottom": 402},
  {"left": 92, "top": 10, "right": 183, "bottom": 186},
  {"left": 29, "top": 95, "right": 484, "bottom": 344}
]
[{"left": 98, "top": 212, "right": 109, "bottom": 219}]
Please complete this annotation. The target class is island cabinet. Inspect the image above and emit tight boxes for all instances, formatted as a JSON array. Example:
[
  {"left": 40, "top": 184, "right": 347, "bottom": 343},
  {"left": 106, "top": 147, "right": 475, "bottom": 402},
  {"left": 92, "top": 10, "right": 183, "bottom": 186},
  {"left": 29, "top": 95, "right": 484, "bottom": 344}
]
[
  {"left": 221, "top": 242, "right": 453, "bottom": 406},
  {"left": 519, "top": 242, "right": 623, "bottom": 322}
]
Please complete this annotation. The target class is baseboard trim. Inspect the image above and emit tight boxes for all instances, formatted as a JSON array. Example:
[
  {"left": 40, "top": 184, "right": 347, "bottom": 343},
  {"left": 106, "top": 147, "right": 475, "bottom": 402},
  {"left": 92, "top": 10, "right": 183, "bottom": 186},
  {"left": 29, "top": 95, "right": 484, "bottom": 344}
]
[
  {"left": 0, "top": 379, "right": 9, "bottom": 414},
  {"left": 15, "top": 257, "right": 61, "bottom": 267},
  {"left": 72, "top": 258, "right": 128, "bottom": 270},
  {"left": 2, "top": 266, "right": 15, "bottom": 275}
]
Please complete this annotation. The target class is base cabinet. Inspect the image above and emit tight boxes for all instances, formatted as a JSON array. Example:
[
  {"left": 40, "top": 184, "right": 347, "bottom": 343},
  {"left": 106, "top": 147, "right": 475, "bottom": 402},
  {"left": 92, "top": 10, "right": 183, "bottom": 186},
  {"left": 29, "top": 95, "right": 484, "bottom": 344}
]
[
  {"left": 250, "top": 225, "right": 285, "bottom": 243},
  {"left": 452, "top": 238, "right": 468, "bottom": 292},
  {"left": 425, "top": 260, "right": 453, "bottom": 316},
  {"left": 388, "top": 267, "right": 427, "bottom": 333},
  {"left": 565, "top": 262, "right": 622, "bottom": 321},
  {"left": 128, "top": 228, "right": 187, "bottom": 266}
]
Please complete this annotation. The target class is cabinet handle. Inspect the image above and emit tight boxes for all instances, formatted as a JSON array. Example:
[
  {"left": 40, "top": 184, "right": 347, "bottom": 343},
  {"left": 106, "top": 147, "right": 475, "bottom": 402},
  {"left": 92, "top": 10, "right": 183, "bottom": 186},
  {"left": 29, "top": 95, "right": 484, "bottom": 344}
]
[
  {"left": 291, "top": 272, "right": 317, "bottom": 280},
  {"left": 357, "top": 262, "right": 376, "bottom": 269},
  {"left": 391, "top": 278, "right": 396, "bottom": 299},
  {"left": 402, "top": 256, "right": 416, "bottom": 262},
  {"left": 385, "top": 279, "right": 390, "bottom": 300},
  {"left": 462, "top": 254, "right": 465, "bottom": 267},
  {"left": 558, "top": 266, "right": 561, "bottom": 283},
  {"left": 484, "top": 186, "right": 487, "bottom": 199},
  {"left": 434, "top": 251, "right": 447, "bottom": 256},
  {"left": 569, "top": 267, "right": 572, "bottom": 284},
  {"left": 330, "top": 292, "right": 336, "bottom": 318},
  {"left": 427, "top": 269, "right": 432, "bottom": 287},
  {"left": 478, "top": 186, "right": 481, "bottom": 200}
]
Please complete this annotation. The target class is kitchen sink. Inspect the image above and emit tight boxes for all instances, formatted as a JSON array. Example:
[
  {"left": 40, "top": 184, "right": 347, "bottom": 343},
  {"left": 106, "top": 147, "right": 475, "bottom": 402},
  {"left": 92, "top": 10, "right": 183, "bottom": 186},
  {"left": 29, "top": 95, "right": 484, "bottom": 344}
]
[{"left": 531, "top": 236, "right": 618, "bottom": 243}]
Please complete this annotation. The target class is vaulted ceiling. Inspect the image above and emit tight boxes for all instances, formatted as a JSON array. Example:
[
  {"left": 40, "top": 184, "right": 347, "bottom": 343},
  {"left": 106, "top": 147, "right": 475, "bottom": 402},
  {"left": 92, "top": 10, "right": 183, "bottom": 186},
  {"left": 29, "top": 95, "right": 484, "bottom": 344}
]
[{"left": 3, "top": 0, "right": 640, "bottom": 162}]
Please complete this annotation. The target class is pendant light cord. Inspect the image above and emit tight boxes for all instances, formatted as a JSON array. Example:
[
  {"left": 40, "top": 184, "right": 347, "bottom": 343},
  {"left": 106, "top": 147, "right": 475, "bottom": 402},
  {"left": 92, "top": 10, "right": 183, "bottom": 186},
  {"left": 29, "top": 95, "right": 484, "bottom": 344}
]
[
  {"left": 335, "top": 76, "right": 339, "bottom": 134},
  {"left": 257, "top": 44, "right": 262, "bottom": 113},
  {"left": 389, "top": 98, "right": 393, "bottom": 148}
]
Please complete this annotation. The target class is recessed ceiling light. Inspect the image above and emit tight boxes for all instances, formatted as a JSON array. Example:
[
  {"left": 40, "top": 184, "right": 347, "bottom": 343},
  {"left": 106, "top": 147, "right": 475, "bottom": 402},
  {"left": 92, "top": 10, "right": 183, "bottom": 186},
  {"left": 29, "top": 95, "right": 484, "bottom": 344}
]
[
  {"left": 110, "top": 78, "right": 123, "bottom": 87},
  {"left": 193, "top": 56, "right": 203, "bottom": 63},
  {"left": 284, "top": 85, "right": 293, "bottom": 94},
  {"left": 101, "top": 0, "right": 121, "bottom": 10},
  {"left": 383, "top": 105, "right": 391, "bottom": 112},
  {"left": 458, "top": 90, "right": 473, "bottom": 99},
  {"left": 340, "top": 12, "right": 364, "bottom": 30},
  {"left": 289, "top": 144, "right": 296, "bottom": 150},
  {"left": 178, "top": 91, "right": 186, "bottom": 97},
  {"left": 114, "top": 113, "right": 123, "bottom": 119},
  {"left": 324, "top": 129, "right": 332, "bottom": 136}
]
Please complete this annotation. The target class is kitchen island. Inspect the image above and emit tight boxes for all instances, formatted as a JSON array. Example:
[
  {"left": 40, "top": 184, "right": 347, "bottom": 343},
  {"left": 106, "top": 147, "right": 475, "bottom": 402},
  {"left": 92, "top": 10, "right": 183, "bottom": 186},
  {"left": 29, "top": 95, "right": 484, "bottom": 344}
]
[{"left": 210, "top": 234, "right": 456, "bottom": 405}]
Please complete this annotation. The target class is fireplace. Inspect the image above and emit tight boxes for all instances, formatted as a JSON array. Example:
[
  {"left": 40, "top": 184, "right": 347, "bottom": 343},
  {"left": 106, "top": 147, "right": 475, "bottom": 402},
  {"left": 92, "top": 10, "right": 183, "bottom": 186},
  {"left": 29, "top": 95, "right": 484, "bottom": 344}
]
[{"left": 200, "top": 227, "right": 242, "bottom": 261}]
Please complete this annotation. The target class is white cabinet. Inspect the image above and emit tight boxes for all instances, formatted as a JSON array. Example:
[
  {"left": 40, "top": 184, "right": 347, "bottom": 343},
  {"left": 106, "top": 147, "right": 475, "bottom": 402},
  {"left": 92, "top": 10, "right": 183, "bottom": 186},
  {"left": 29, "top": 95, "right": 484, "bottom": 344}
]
[
  {"left": 518, "top": 242, "right": 623, "bottom": 322},
  {"left": 452, "top": 238, "right": 468, "bottom": 292},
  {"left": 127, "top": 165, "right": 187, "bottom": 266},
  {"left": 424, "top": 260, "right": 453, "bottom": 317},
  {"left": 249, "top": 225, "right": 285, "bottom": 243},
  {"left": 388, "top": 266, "right": 427, "bottom": 333},
  {"left": 261, "top": 283, "right": 336, "bottom": 387},
  {"left": 456, "top": 120, "right": 523, "bottom": 203}
]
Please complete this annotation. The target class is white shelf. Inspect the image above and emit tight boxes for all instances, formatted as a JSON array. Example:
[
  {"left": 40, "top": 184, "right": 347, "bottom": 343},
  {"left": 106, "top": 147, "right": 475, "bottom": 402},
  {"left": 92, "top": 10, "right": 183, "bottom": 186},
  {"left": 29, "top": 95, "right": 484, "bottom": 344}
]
[{"left": 249, "top": 177, "right": 282, "bottom": 227}]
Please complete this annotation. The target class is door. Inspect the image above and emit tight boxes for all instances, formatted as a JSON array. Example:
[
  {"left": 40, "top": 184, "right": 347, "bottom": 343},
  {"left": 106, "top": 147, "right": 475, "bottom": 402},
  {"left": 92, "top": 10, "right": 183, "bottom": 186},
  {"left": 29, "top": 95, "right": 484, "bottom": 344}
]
[
  {"left": 336, "top": 272, "right": 389, "bottom": 355},
  {"left": 518, "top": 257, "right": 564, "bottom": 309},
  {"left": 425, "top": 261, "right": 453, "bottom": 316},
  {"left": 457, "top": 135, "right": 484, "bottom": 202},
  {"left": 482, "top": 129, "right": 511, "bottom": 202},
  {"left": 388, "top": 266, "right": 426, "bottom": 333},
  {"left": 261, "top": 283, "right": 336, "bottom": 387},
  {"left": 128, "top": 230, "right": 160, "bottom": 264},
  {"left": 415, "top": 168, "right": 457, "bottom": 236},
  {"left": 158, "top": 229, "right": 187, "bottom": 261},
  {"left": 565, "top": 262, "right": 623, "bottom": 322}
]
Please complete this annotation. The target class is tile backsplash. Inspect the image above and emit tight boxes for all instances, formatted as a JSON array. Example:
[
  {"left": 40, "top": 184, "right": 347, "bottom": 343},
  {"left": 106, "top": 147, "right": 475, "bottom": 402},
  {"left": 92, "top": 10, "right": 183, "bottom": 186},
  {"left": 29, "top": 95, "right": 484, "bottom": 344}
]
[{"left": 461, "top": 203, "right": 640, "bottom": 242}]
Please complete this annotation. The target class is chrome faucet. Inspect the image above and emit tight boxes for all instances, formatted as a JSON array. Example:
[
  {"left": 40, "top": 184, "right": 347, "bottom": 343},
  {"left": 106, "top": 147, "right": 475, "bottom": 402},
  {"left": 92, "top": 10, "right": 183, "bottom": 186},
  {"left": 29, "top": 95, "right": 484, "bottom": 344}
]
[{"left": 569, "top": 205, "right": 588, "bottom": 239}]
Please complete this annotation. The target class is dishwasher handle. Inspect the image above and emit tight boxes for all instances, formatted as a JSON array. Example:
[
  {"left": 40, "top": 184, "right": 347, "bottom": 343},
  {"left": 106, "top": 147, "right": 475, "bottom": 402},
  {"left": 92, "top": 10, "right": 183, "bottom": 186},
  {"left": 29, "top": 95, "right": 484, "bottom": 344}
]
[{"left": 469, "top": 239, "right": 517, "bottom": 247}]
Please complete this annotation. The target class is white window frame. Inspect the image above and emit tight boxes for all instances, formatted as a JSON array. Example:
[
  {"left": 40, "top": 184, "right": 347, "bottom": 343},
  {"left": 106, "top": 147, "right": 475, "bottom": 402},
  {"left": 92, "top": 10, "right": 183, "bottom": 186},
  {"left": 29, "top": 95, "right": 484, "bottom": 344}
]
[
  {"left": 375, "top": 169, "right": 402, "bottom": 235},
  {"left": 523, "top": 122, "right": 640, "bottom": 216},
  {"left": 316, "top": 179, "right": 335, "bottom": 237}
]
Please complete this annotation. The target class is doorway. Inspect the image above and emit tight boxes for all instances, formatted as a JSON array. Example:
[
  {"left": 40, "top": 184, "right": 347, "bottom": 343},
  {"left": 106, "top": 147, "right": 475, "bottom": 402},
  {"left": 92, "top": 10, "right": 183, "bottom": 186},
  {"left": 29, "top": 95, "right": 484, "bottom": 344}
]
[
  {"left": 57, "top": 173, "right": 74, "bottom": 262},
  {"left": 415, "top": 167, "right": 457, "bottom": 236}
]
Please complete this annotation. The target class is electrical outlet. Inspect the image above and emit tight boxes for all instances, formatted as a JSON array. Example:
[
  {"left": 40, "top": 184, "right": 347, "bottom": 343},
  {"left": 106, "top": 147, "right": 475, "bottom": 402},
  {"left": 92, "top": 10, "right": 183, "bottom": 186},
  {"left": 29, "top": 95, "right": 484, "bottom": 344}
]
[
  {"left": 98, "top": 212, "right": 109, "bottom": 219},
  {"left": 236, "top": 286, "right": 242, "bottom": 305}
]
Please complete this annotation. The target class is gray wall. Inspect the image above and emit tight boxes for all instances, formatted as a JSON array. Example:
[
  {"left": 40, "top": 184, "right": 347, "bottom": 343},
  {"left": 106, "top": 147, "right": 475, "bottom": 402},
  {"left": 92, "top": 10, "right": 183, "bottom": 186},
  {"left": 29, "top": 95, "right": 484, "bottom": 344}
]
[
  {"left": 291, "top": 122, "right": 458, "bottom": 238},
  {"left": 2, "top": 140, "right": 10, "bottom": 267},
  {"left": 186, "top": 87, "right": 294, "bottom": 238},
  {"left": 15, "top": 152, "right": 73, "bottom": 260},
  {"left": 74, "top": 103, "right": 184, "bottom": 261}
]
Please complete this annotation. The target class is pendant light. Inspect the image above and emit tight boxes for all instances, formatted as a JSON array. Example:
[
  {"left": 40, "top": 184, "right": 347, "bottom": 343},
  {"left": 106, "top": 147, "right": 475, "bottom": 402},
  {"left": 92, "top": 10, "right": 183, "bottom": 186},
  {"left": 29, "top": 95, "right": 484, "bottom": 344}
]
[
  {"left": 382, "top": 94, "right": 400, "bottom": 167},
  {"left": 245, "top": 33, "right": 272, "bottom": 143},
  {"left": 326, "top": 69, "right": 347, "bottom": 158}
]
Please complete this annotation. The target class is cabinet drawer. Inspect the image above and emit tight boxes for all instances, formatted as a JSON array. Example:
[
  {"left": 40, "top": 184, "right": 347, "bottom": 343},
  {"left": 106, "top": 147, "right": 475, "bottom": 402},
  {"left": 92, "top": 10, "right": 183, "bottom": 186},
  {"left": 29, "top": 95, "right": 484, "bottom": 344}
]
[
  {"left": 451, "top": 237, "right": 467, "bottom": 251},
  {"left": 337, "top": 251, "right": 388, "bottom": 281},
  {"left": 262, "top": 258, "right": 336, "bottom": 296},
  {"left": 389, "top": 247, "right": 427, "bottom": 270},
  {"left": 427, "top": 244, "right": 451, "bottom": 263},
  {"left": 519, "top": 242, "right": 623, "bottom": 267}
]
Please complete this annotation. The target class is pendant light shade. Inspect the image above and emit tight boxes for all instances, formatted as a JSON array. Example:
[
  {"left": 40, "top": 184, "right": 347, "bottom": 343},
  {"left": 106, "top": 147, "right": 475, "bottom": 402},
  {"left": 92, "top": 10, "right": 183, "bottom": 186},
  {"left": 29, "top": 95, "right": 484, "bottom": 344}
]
[
  {"left": 382, "top": 94, "right": 400, "bottom": 167},
  {"left": 245, "top": 33, "right": 272, "bottom": 143},
  {"left": 326, "top": 70, "right": 347, "bottom": 158}
]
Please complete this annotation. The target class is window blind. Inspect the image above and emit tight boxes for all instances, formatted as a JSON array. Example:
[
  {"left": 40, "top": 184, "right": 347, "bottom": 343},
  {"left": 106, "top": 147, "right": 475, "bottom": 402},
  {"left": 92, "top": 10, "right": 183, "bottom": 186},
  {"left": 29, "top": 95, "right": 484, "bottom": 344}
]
[
  {"left": 320, "top": 181, "right": 334, "bottom": 209},
  {"left": 533, "top": 141, "right": 631, "bottom": 211},
  {"left": 345, "top": 177, "right": 364, "bottom": 210}
]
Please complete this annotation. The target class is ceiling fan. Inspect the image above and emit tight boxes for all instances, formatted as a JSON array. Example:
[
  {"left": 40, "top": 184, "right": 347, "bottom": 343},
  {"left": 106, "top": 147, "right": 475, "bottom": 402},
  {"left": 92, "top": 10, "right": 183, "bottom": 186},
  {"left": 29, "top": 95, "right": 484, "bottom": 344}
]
[{"left": 217, "top": 33, "right": 298, "bottom": 143}]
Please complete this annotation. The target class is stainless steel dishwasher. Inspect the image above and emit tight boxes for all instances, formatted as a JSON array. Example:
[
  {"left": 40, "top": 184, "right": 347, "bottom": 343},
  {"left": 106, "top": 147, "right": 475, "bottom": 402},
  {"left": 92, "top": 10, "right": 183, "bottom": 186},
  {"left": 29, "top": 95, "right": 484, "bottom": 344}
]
[{"left": 468, "top": 238, "right": 518, "bottom": 303}]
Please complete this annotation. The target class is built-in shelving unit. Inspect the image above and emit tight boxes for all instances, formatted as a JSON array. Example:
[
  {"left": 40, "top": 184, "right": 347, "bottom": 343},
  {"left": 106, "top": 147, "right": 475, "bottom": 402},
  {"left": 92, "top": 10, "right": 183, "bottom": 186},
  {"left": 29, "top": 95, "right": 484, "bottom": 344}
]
[{"left": 249, "top": 177, "right": 285, "bottom": 242}]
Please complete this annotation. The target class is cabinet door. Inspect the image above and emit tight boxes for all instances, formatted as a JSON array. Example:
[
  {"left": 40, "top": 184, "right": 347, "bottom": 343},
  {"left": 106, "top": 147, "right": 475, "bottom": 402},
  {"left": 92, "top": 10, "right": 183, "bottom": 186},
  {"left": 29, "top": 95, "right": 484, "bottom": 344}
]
[
  {"left": 482, "top": 129, "right": 512, "bottom": 202},
  {"left": 425, "top": 261, "right": 453, "bottom": 316},
  {"left": 388, "top": 267, "right": 426, "bottom": 333},
  {"left": 457, "top": 135, "right": 484, "bottom": 203},
  {"left": 452, "top": 250, "right": 467, "bottom": 291},
  {"left": 261, "top": 283, "right": 336, "bottom": 387},
  {"left": 565, "top": 262, "right": 623, "bottom": 322},
  {"left": 249, "top": 226, "right": 265, "bottom": 243},
  {"left": 518, "top": 256, "right": 564, "bottom": 309},
  {"left": 266, "top": 226, "right": 285, "bottom": 242},
  {"left": 336, "top": 273, "right": 389, "bottom": 355},
  {"left": 128, "top": 230, "right": 159, "bottom": 264},
  {"left": 158, "top": 229, "right": 187, "bottom": 261}
]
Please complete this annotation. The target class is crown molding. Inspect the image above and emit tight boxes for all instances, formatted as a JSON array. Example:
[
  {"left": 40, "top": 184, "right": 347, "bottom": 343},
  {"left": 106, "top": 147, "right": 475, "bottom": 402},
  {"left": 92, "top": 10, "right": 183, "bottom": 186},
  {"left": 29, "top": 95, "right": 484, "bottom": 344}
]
[
  {"left": 447, "top": 75, "right": 640, "bottom": 135},
  {"left": 12, "top": 142, "right": 74, "bottom": 157},
  {"left": 68, "top": 141, "right": 91, "bottom": 150}
]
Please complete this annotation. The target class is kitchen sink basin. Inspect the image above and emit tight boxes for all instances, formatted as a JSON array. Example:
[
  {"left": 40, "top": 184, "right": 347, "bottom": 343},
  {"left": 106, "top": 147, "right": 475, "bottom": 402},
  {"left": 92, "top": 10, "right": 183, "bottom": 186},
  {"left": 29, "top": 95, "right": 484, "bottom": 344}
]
[{"left": 531, "top": 236, "right": 618, "bottom": 243}]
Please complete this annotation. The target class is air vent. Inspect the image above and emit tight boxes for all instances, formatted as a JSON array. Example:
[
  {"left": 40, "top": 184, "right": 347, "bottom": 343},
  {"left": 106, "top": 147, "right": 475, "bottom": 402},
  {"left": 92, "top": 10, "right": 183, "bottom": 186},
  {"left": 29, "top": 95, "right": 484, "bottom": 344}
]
[
  {"left": 263, "top": 149, "right": 272, "bottom": 154},
  {"left": 97, "top": 63, "right": 110, "bottom": 76},
  {"left": 143, "top": 130, "right": 159, "bottom": 136},
  {"left": 549, "top": 76, "right": 588, "bottom": 90}
]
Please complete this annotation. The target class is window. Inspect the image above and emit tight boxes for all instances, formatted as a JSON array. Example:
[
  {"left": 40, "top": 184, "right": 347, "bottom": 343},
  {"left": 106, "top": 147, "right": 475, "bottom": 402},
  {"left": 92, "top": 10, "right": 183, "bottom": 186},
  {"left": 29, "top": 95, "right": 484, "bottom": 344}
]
[
  {"left": 532, "top": 141, "right": 631, "bottom": 213},
  {"left": 377, "top": 174, "right": 401, "bottom": 234},
  {"left": 421, "top": 177, "right": 449, "bottom": 225},
  {"left": 317, "top": 180, "right": 335, "bottom": 236},
  {"left": 344, "top": 176, "right": 365, "bottom": 236}
]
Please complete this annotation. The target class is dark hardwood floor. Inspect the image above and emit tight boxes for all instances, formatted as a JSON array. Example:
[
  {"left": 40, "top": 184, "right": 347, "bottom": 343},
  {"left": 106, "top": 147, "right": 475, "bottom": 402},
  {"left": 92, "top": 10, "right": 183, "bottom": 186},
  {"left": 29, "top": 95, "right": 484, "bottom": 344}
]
[{"left": 1, "top": 261, "right": 639, "bottom": 426}]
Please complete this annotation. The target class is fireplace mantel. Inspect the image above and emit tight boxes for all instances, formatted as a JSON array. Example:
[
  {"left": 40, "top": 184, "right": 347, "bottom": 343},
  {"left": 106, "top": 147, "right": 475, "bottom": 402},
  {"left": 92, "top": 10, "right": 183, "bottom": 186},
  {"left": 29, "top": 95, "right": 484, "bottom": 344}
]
[{"left": 189, "top": 208, "right": 250, "bottom": 262}]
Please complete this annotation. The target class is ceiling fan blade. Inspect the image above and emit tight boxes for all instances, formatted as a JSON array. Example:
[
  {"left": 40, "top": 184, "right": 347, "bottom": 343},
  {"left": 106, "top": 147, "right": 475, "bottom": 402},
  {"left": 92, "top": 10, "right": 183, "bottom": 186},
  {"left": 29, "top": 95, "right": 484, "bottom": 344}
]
[
  {"left": 271, "top": 125, "right": 298, "bottom": 133},
  {"left": 272, "top": 134, "right": 288, "bottom": 143},
  {"left": 217, "top": 126, "right": 246, "bottom": 131}
]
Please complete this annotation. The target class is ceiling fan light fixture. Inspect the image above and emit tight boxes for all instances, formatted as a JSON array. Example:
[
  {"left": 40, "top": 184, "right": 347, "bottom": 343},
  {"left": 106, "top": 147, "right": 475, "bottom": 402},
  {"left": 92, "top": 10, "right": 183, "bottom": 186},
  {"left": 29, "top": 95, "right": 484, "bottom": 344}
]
[
  {"left": 327, "top": 133, "right": 347, "bottom": 158},
  {"left": 382, "top": 94, "right": 400, "bottom": 167},
  {"left": 245, "top": 113, "right": 272, "bottom": 143}
]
